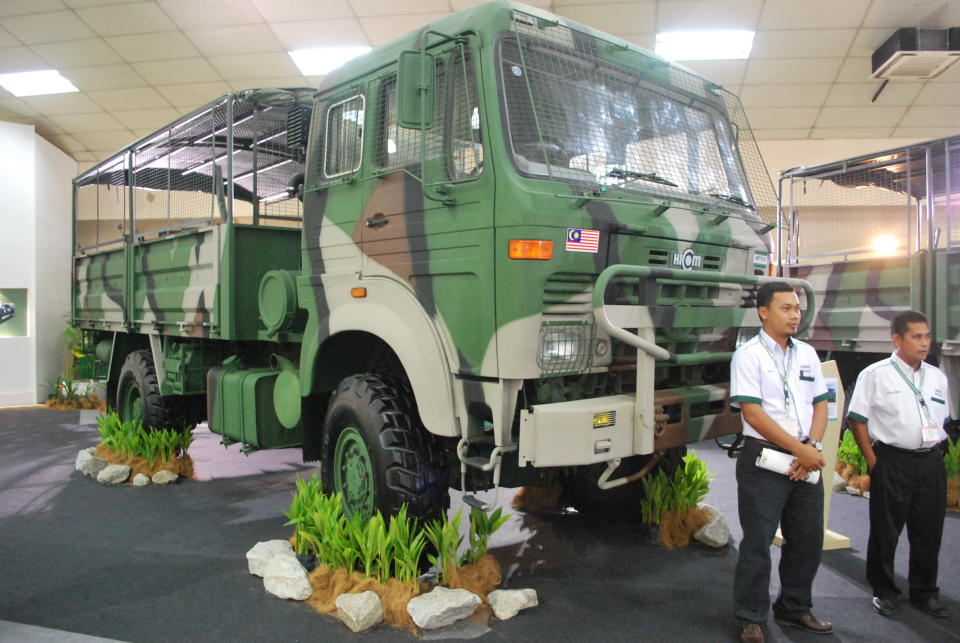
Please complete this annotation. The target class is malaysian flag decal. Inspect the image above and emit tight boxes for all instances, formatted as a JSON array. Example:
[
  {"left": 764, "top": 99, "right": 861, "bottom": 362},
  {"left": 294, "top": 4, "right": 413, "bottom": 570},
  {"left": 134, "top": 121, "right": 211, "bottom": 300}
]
[{"left": 565, "top": 228, "right": 600, "bottom": 253}]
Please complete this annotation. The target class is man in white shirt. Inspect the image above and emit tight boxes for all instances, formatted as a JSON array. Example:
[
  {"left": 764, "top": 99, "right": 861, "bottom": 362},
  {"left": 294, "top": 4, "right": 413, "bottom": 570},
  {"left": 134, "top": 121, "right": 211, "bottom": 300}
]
[
  {"left": 847, "top": 310, "right": 953, "bottom": 619},
  {"left": 730, "top": 282, "right": 832, "bottom": 643}
]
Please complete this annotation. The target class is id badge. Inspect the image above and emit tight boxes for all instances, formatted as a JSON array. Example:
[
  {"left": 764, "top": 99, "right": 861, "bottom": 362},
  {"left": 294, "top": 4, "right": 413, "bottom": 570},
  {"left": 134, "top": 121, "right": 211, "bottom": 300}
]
[
  {"left": 921, "top": 425, "right": 941, "bottom": 447},
  {"left": 780, "top": 418, "right": 800, "bottom": 439}
]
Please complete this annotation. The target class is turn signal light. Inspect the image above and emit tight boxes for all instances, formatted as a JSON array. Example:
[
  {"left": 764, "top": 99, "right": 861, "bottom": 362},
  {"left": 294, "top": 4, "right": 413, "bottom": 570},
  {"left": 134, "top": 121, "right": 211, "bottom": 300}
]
[
  {"left": 509, "top": 239, "right": 553, "bottom": 260},
  {"left": 351, "top": 287, "right": 367, "bottom": 298}
]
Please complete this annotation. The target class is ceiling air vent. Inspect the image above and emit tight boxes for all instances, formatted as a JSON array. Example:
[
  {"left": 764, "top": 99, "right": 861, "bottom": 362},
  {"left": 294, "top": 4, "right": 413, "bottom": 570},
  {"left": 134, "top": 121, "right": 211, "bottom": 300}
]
[{"left": 871, "top": 27, "right": 960, "bottom": 80}]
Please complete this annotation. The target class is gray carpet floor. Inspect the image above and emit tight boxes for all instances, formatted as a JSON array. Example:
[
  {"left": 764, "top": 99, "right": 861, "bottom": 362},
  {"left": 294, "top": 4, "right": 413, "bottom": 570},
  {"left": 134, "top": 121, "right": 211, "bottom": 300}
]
[{"left": 0, "top": 406, "right": 957, "bottom": 642}]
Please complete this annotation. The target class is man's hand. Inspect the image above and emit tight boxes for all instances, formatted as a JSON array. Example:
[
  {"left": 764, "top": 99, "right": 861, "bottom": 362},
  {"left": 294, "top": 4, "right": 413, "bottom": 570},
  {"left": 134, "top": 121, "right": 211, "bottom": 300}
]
[{"left": 786, "top": 443, "right": 825, "bottom": 481}]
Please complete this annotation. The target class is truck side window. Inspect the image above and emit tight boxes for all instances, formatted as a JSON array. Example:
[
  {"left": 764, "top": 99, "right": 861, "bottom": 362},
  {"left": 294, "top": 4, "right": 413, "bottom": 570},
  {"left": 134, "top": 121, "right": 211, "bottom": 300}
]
[
  {"left": 445, "top": 51, "right": 482, "bottom": 180},
  {"left": 378, "top": 76, "right": 422, "bottom": 169},
  {"left": 323, "top": 94, "right": 365, "bottom": 179}
]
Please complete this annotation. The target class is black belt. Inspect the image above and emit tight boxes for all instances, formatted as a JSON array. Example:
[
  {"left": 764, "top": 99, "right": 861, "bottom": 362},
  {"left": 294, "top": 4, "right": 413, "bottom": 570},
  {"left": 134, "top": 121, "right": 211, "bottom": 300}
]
[
  {"left": 745, "top": 436, "right": 794, "bottom": 454},
  {"left": 876, "top": 441, "right": 938, "bottom": 455}
]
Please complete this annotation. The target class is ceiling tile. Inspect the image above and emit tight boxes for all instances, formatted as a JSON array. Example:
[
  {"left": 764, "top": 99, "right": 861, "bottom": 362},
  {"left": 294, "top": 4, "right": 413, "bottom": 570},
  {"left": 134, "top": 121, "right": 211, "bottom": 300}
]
[
  {"left": 0, "top": 1, "right": 68, "bottom": 17},
  {"left": 936, "top": 62, "right": 960, "bottom": 82},
  {"left": 861, "top": 0, "right": 960, "bottom": 29},
  {"left": 834, "top": 57, "right": 880, "bottom": 82},
  {"left": 451, "top": 0, "right": 550, "bottom": 7},
  {"left": 207, "top": 52, "right": 301, "bottom": 80},
  {"left": 810, "top": 127, "right": 894, "bottom": 139},
  {"left": 824, "top": 82, "right": 922, "bottom": 107},
  {"left": 228, "top": 76, "right": 309, "bottom": 91},
  {"left": 891, "top": 126, "right": 960, "bottom": 140},
  {"left": 750, "top": 30, "right": 855, "bottom": 59},
  {"left": 656, "top": 0, "right": 762, "bottom": 31},
  {"left": 72, "top": 129, "right": 136, "bottom": 151},
  {"left": 678, "top": 60, "right": 746, "bottom": 87},
  {"left": 619, "top": 34, "right": 655, "bottom": 51},
  {"left": 899, "top": 105, "right": 960, "bottom": 128},
  {"left": 0, "top": 26, "right": 18, "bottom": 47},
  {"left": 21, "top": 92, "right": 102, "bottom": 115},
  {"left": 752, "top": 128, "right": 811, "bottom": 140},
  {"left": 744, "top": 58, "right": 843, "bottom": 84},
  {"left": 47, "top": 132, "right": 87, "bottom": 152},
  {"left": 31, "top": 38, "right": 122, "bottom": 67},
  {"left": 64, "top": 0, "right": 146, "bottom": 6},
  {"left": 75, "top": 154, "right": 99, "bottom": 164},
  {"left": 75, "top": 2, "right": 176, "bottom": 36},
  {"left": 739, "top": 84, "right": 830, "bottom": 108},
  {"left": 0, "top": 45, "right": 47, "bottom": 73},
  {"left": 556, "top": 3, "right": 655, "bottom": 35},
  {"left": 759, "top": 0, "right": 871, "bottom": 29},
  {"left": 49, "top": 110, "right": 124, "bottom": 131},
  {"left": 848, "top": 28, "right": 898, "bottom": 58},
  {"left": 350, "top": 0, "right": 448, "bottom": 17},
  {"left": 252, "top": 0, "right": 353, "bottom": 21},
  {"left": 33, "top": 118, "right": 67, "bottom": 137},
  {"left": 360, "top": 13, "right": 451, "bottom": 47},
  {"left": 914, "top": 82, "right": 960, "bottom": 106},
  {"left": 154, "top": 81, "right": 233, "bottom": 107},
  {"left": 111, "top": 107, "right": 181, "bottom": 129},
  {"left": 106, "top": 31, "right": 201, "bottom": 63},
  {"left": 0, "top": 96, "right": 40, "bottom": 118},
  {"left": 815, "top": 105, "right": 906, "bottom": 128},
  {"left": 87, "top": 86, "right": 171, "bottom": 110},
  {"left": 185, "top": 24, "right": 284, "bottom": 56},
  {"left": 61, "top": 63, "right": 147, "bottom": 90},
  {"left": 157, "top": 0, "right": 263, "bottom": 28},
  {"left": 744, "top": 107, "right": 819, "bottom": 129},
  {"left": 132, "top": 58, "right": 223, "bottom": 85},
  {"left": 270, "top": 19, "right": 368, "bottom": 49},
  {"left": 1, "top": 10, "right": 95, "bottom": 44}
]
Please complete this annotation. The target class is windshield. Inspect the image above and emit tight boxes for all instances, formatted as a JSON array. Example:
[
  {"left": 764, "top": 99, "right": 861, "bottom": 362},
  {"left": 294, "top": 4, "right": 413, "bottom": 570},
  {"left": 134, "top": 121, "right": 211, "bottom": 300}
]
[{"left": 499, "top": 35, "right": 754, "bottom": 212}]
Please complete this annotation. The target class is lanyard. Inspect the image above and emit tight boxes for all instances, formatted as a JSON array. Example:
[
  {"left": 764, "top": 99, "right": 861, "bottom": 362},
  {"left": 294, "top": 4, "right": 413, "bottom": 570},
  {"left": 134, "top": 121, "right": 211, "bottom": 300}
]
[
  {"left": 891, "top": 360, "right": 935, "bottom": 426},
  {"left": 759, "top": 335, "right": 801, "bottom": 426}
]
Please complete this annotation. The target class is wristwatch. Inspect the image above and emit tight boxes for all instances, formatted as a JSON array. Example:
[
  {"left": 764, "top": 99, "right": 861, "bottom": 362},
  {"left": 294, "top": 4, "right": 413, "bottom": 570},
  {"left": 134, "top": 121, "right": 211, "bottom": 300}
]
[{"left": 809, "top": 439, "right": 823, "bottom": 452}]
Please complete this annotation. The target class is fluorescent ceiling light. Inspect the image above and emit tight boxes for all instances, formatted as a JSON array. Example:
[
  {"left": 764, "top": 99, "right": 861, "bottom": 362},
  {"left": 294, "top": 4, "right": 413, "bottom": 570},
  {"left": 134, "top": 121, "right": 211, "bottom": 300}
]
[
  {"left": 655, "top": 30, "right": 755, "bottom": 61},
  {"left": 0, "top": 69, "right": 79, "bottom": 97},
  {"left": 289, "top": 47, "right": 372, "bottom": 76}
]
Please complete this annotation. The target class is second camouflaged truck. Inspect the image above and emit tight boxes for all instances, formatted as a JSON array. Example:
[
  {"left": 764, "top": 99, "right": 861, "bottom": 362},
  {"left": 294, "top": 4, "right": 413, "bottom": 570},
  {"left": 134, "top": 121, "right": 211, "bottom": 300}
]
[{"left": 73, "top": 0, "right": 813, "bottom": 518}]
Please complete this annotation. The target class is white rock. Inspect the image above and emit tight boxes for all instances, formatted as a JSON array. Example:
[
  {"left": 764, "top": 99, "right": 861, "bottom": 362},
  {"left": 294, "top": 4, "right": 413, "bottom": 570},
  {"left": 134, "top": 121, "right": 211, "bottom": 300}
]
[
  {"left": 97, "top": 464, "right": 131, "bottom": 485},
  {"left": 76, "top": 448, "right": 107, "bottom": 478},
  {"left": 132, "top": 473, "right": 151, "bottom": 487},
  {"left": 407, "top": 586, "right": 481, "bottom": 630},
  {"left": 845, "top": 485, "right": 861, "bottom": 496},
  {"left": 833, "top": 471, "right": 847, "bottom": 492},
  {"left": 246, "top": 540, "right": 296, "bottom": 577},
  {"left": 152, "top": 469, "right": 178, "bottom": 485},
  {"left": 336, "top": 591, "right": 384, "bottom": 632},
  {"left": 693, "top": 503, "right": 730, "bottom": 548},
  {"left": 488, "top": 589, "right": 538, "bottom": 620},
  {"left": 263, "top": 554, "right": 312, "bottom": 601},
  {"left": 863, "top": 491, "right": 870, "bottom": 499}
]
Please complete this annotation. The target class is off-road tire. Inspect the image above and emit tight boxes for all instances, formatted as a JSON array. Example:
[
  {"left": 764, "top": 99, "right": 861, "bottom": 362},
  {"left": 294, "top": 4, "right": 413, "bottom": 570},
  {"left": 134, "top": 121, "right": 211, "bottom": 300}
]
[
  {"left": 560, "top": 446, "right": 687, "bottom": 520},
  {"left": 321, "top": 373, "right": 448, "bottom": 520},
  {"left": 115, "top": 349, "right": 189, "bottom": 430}
]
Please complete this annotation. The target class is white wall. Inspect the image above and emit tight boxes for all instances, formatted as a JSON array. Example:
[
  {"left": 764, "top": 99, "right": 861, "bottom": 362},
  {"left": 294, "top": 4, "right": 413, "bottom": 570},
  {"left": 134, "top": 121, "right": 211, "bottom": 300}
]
[{"left": 0, "top": 121, "right": 77, "bottom": 406}]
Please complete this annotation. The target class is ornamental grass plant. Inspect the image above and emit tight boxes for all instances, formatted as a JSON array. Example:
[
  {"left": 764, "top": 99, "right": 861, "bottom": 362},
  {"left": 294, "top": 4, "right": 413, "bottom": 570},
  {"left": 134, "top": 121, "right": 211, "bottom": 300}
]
[
  {"left": 640, "top": 451, "right": 713, "bottom": 549},
  {"left": 93, "top": 411, "right": 195, "bottom": 479},
  {"left": 945, "top": 437, "right": 960, "bottom": 509}
]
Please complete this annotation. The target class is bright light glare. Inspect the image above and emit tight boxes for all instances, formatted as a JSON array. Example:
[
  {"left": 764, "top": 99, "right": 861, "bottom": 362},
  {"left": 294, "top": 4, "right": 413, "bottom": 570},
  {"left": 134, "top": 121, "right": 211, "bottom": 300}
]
[
  {"left": 0, "top": 69, "right": 79, "bottom": 97},
  {"left": 872, "top": 234, "right": 899, "bottom": 256},
  {"left": 655, "top": 30, "right": 755, "bottom": 61},
  {"left": 289, "top": 47, "right": 372, "bottom": 76}
]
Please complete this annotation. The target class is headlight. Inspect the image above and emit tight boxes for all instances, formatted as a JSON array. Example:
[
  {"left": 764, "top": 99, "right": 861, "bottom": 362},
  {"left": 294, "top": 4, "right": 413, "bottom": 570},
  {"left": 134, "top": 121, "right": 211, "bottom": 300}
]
[{"left": 538, "top": 323, "right": 590, "bottom": 374}]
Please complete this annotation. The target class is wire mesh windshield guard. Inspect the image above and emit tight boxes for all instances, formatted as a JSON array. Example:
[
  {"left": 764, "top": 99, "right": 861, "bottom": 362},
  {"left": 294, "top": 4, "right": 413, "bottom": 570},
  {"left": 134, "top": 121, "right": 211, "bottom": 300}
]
[
  {"left": 781, "top": 135, "right": 960, "bottom": 264},
  {"left": 505, "top": 11, "right": 775, "bottom": 225},
  {"left": 74, "top": 91, "right": 309, "bottom": 253}
]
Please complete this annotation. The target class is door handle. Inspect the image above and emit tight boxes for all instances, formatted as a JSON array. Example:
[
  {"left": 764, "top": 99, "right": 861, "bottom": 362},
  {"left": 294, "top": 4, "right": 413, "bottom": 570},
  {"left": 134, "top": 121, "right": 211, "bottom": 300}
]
[{"left": 365, "top": 213, "right": 388, "bottom": 228}]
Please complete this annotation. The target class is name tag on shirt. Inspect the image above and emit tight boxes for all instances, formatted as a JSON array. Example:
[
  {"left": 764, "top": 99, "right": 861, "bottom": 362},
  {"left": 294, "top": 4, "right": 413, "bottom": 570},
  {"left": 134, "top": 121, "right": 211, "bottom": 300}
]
[{"left": 921, "top": 425, "right": 940, "bottom": 448}]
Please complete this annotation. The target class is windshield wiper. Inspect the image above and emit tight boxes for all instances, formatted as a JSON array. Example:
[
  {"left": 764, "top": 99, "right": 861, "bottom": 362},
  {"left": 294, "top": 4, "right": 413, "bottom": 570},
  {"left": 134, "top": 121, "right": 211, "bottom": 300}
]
[
  {"left": 708, "top": 192, "right": 755, "bottom": 210},
  {"left": 606, "top": 167, "right": 678, "bottom": 187}
]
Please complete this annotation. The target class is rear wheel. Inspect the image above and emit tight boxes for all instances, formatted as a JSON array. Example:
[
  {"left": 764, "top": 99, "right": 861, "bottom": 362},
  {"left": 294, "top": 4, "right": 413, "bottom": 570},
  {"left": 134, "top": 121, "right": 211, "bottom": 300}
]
[
  {"left": 115, "top": 350, "right": 190, "bottom": 430},
  {"left": 321, "top": 374, "right": 447, "bottom": 520}
]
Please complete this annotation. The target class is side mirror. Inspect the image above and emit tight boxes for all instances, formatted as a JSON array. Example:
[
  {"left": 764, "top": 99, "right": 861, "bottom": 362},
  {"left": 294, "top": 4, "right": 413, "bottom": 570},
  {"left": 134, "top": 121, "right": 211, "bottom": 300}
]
[{"left": 397, "top": 50, "right": 435, "bottom": 129}]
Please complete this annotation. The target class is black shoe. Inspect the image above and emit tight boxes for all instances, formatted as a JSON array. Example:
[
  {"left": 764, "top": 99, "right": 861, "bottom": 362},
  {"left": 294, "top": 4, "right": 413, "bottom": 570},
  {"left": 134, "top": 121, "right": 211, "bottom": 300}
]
[
  {"left": 774, "top": 613, "right": 833, "bottom": 634},
  {"left": 872, "top": 596, "right": 896, "bottom": 616},
  {"left": 911, "top": 596, "right": 950, "bottom": 619}
]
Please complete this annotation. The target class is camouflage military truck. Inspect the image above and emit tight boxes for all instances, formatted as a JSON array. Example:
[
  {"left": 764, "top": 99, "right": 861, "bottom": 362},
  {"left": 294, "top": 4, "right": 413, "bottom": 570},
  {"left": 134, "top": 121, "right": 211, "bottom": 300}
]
[
  {"left": 781, "top": 135, "right": 959, "bottom": 429},
  {"left": 72, "top": 0, "right": 813, "bottom": 519}
]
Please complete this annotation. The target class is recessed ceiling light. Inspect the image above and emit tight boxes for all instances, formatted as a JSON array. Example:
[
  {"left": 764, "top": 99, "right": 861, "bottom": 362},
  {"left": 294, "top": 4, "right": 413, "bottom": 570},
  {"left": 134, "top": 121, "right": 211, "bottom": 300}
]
[
  {"left": 0, "top": 69, "right": 79, "bottom": 97},
  {"left": 288, "top": 47, "right": 372, "bottom": 76},
  {"left": 655, "top": 30, "right": 755, "bottom": 61}
]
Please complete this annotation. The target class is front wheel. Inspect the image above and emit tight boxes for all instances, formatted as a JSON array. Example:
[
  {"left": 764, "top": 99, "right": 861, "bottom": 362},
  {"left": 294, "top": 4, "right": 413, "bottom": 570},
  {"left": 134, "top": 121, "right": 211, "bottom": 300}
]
[{"left": 321, "top": 374, "right": 448, "bottom": 520}]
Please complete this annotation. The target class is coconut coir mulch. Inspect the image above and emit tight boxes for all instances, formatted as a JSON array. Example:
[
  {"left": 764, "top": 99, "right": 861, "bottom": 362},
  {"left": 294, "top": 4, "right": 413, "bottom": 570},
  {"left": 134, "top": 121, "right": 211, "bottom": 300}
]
[
  {"left": 658, "top": 507, "right": 709, "bottom": 549},
  {"left": 46, "top": 395, "right": 106, "bottom": 411},
  {"left": 94, "top": 443, "right": 195, "bottom": 481},
  {"left": 306, "top": 554, "right": 503, "bottom": 634}
]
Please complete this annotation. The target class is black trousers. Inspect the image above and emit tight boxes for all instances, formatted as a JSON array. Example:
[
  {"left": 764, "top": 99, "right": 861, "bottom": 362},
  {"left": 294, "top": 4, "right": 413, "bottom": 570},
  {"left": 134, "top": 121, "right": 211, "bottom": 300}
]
[
  {"left": 867, "top": 441, "right": 946, "bottom": 602},
  {"left": 734, "top": 439, "right": 824, "bottom": 624}
]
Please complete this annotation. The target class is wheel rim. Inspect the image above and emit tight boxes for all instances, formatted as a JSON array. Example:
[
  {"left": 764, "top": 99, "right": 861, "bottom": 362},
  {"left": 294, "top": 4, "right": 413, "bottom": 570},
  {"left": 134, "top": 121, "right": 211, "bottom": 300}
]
[
  {"left": 333, "top": 426, "right": 375, "bottom": 517},
  {"left": 120, "top": 382, "right": 143, "bottom": 425}
]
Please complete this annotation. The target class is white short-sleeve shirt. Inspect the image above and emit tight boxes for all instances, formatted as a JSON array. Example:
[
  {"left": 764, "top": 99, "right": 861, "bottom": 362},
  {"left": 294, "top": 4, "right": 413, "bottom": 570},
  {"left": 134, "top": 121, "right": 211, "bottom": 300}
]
[
  {"left": 846, "top": 352, "right": 952, "bottom": 450},
  {"left": 730, "top": 329, "right": 830, "bottom": 441}
]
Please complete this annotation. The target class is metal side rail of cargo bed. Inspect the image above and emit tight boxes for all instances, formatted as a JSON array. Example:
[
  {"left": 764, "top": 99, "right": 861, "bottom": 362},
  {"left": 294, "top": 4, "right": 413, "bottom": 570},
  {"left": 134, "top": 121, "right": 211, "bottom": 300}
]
[{"left": 518, "top": 265, "right": 815, "bottom": 489}]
